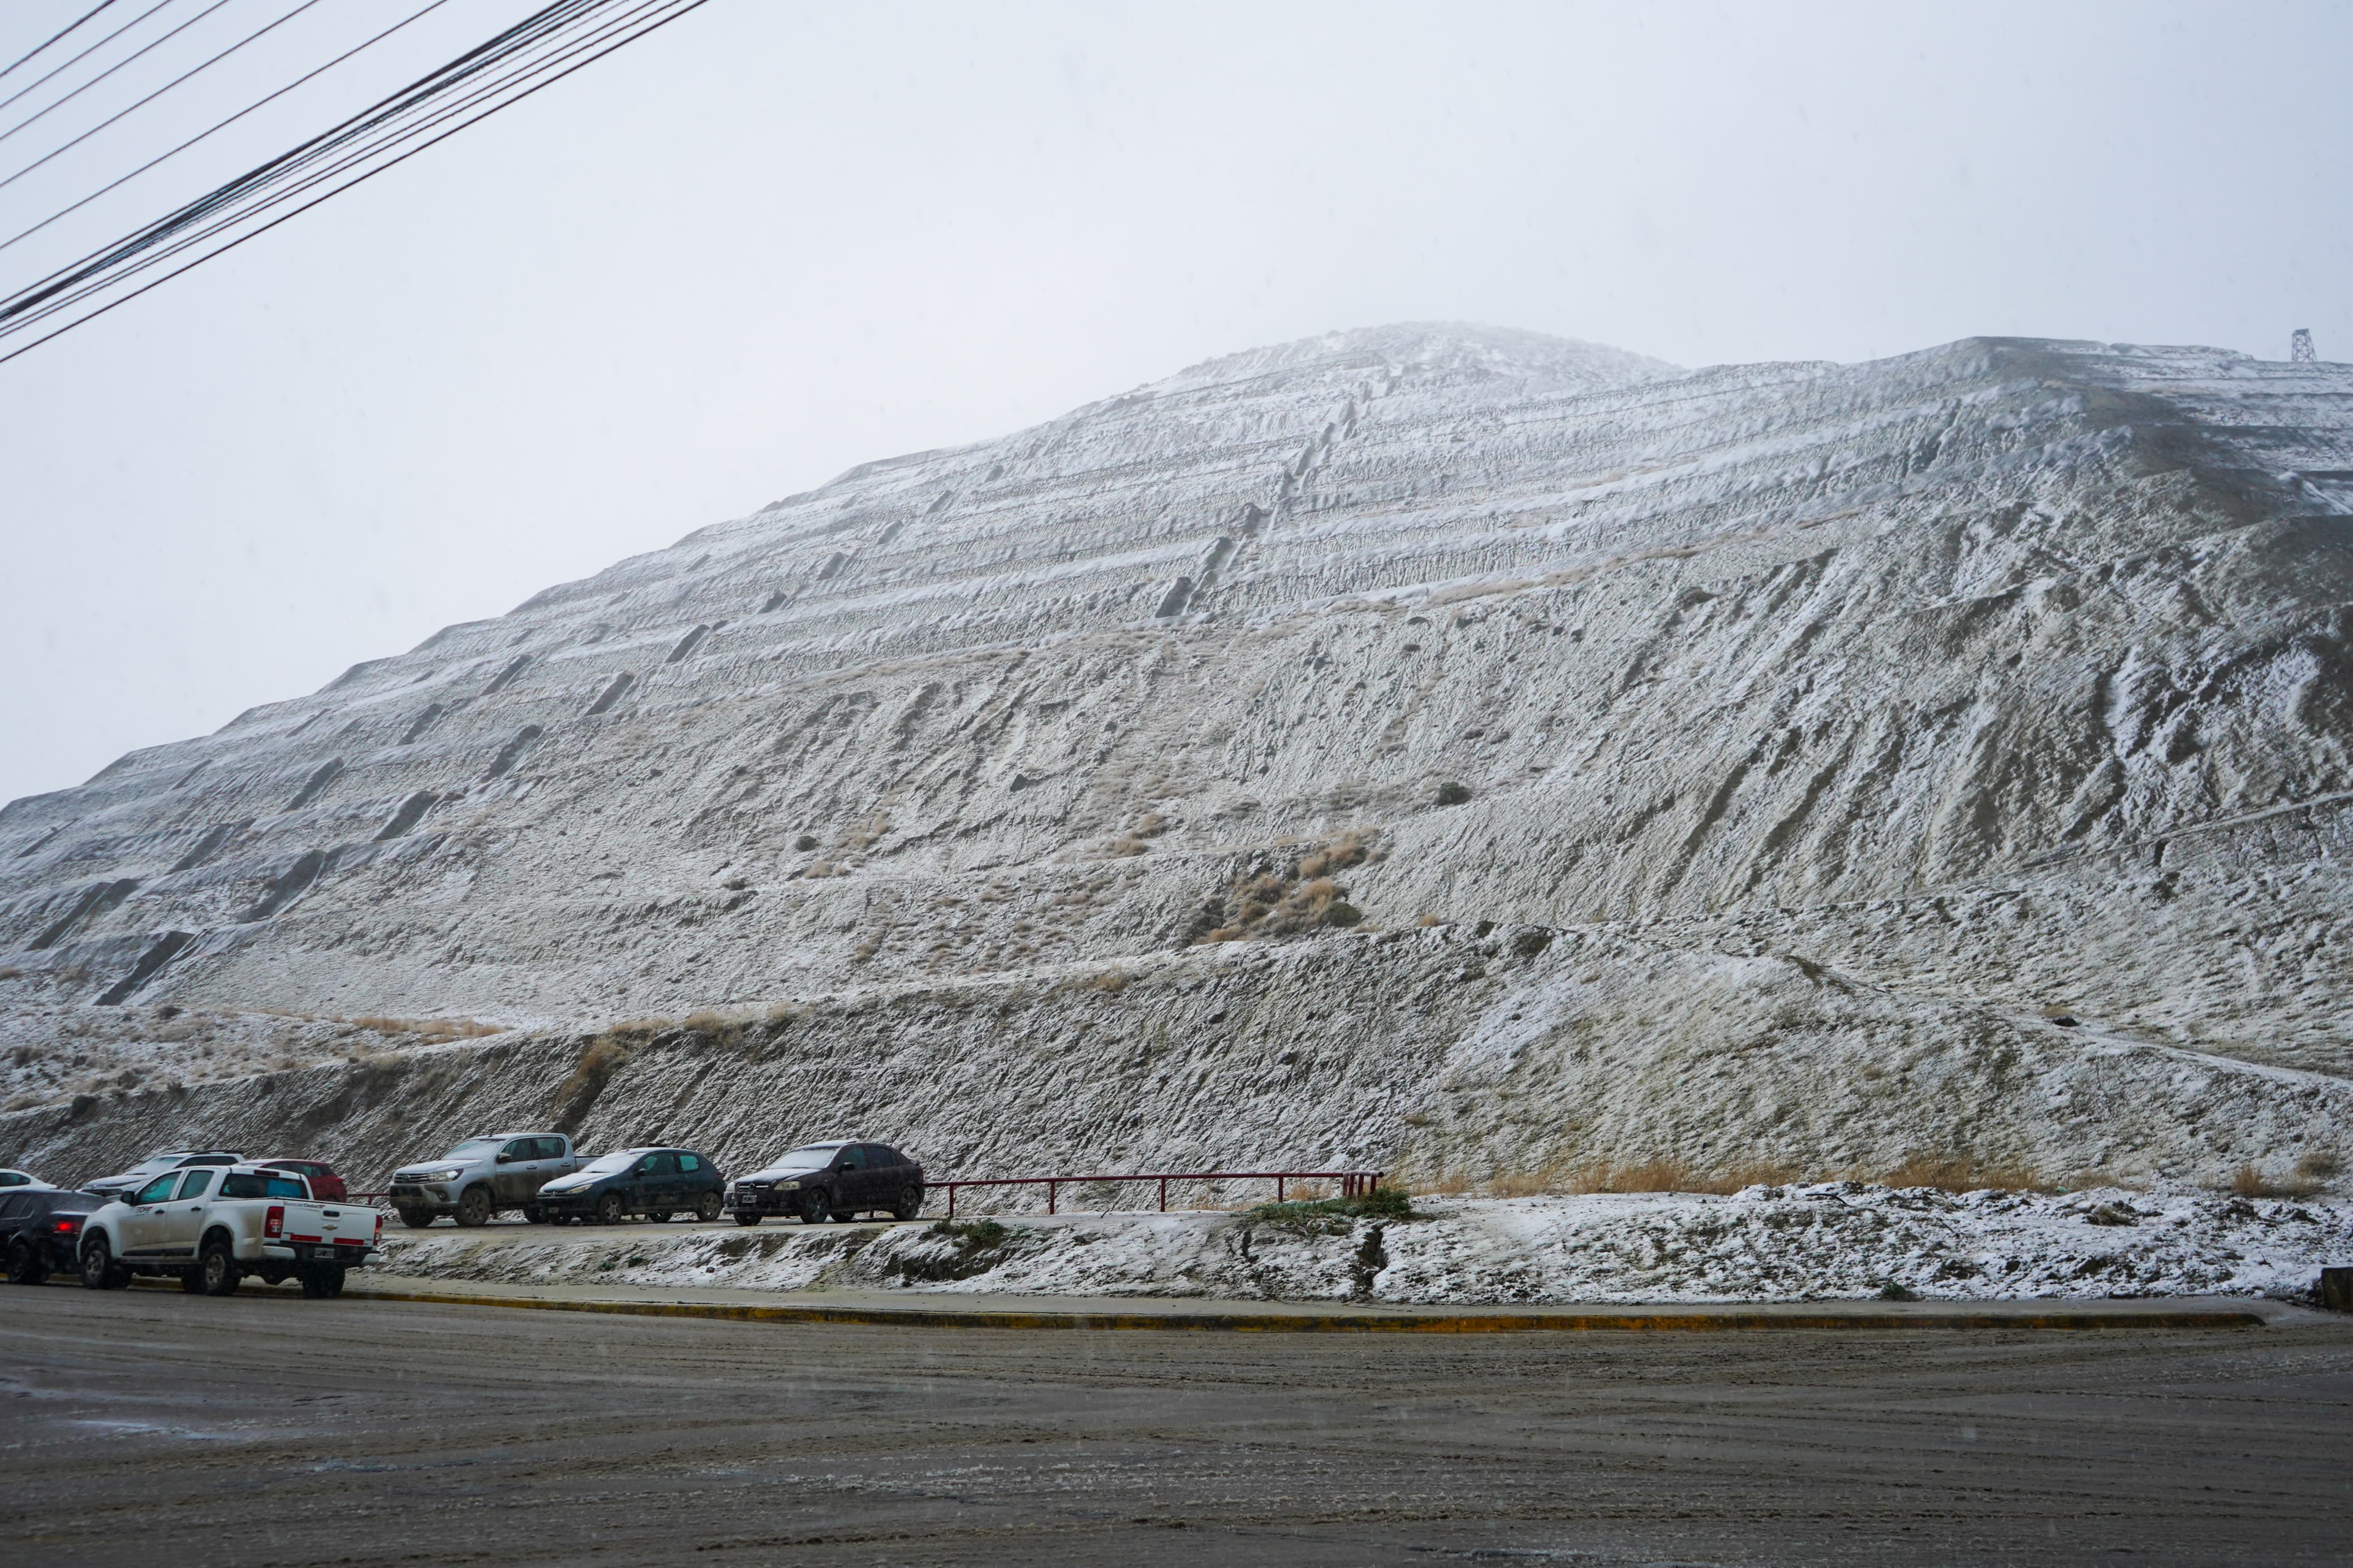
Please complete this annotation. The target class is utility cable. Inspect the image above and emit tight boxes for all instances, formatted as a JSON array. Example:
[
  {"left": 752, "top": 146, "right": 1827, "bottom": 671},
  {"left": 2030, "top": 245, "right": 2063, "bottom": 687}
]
[
  {"left": 0, "top": 0, "right": 450, "bottom": 257},
  {"left": 0, "top": 0, "right": 713, "bottom": 364},
  {"left": 0, "top": 2, "right": 122, "bottom": 87},
  {"left": 0, "top": 0, "right": 328, "bottom": 196},
  {"left": 0, "top": 0, "right": 239, "bottom": 150},
  {"left": 0, "top": 0, "right": 175, "bottom": 120},
  {"left": 11, "top": 0, "right": 652, "bottom": 320},
  {"left": 3, "top": 0, "right": 604, "bottom": 312}
]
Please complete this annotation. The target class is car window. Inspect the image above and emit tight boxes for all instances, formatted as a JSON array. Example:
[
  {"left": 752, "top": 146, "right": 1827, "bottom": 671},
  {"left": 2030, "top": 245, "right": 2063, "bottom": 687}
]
[
  {"left": 836, "top": 1147, "right": 865, "bottom": 1170},
  {"left": 184, "top": 1154, "right": 236, "bottom": 1166},
  {"left": 0, "top": 1172, "right": 27, "bottom": 1187},
  {"left": 219, "top": 1173, "right": 309, "bottom": 1200},
  {"left": 535, "top": 1137, "right": 566, "bottom": 1159},
  {"left": 650, "top": 1152, "right": 681, "bottom": 1176},
  {"left": 677, "top": 1153, "right": 700, "bottom": 1172},
  {"left": 502, "top": 1139, "right": 537, "bottom": 1160},
  {"left": 133, "top": 1174, "right": 180, "bottom": 1205},
  {"left": 176, "top": 1170, "right": 217, "bottom": 1200},
  {"left": 0, "top": 1194, "right": 27, "bottom": 1219}
]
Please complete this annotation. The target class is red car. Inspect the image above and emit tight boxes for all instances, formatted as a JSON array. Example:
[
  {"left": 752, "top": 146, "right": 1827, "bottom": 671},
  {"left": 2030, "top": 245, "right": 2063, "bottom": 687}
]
[{"left": 259, "top": 1159, "right": 347, "bottom": 1202}]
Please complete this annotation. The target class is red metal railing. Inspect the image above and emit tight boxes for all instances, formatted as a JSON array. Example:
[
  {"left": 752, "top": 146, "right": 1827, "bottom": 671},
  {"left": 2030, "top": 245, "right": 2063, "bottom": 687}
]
[{"left": 934, "top": 1169, "right": 1385, "bottom": 1218}]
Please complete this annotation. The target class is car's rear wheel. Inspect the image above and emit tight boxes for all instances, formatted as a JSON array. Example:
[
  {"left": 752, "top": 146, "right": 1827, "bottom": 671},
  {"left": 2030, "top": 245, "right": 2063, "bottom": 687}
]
[
  {"left": 891, "top": 1183, "right": 923, "bottom": 1221},
  {"left": 695, "top": 1191, "right": 723, "bottom": 1223},
  {"left": 644, "top": 1210, "right": 673, "bottom": 1224},
  {"left": 5, "top": 1238, "right": 45, "bottom": 1285},
  {"left": 199, "top": 1238, "right": 241, "bottom": 1297},
  {"left": 398, "top": 1207, "right": 436, "bottom": 1229},
  {"left": 732, "top": 1211, "right": 762, "bottom": 1227},
  {"left": 595, "top": 1191, "right": 625, "bottom": 1225},
  {"left": 799, "top": 1189, "right": 828, "bottom": 1224},
  {"left": 455, "top": 1186, "right": 492, "bottom": 1228},
  {"left": 79, "top": 1236, "right": 127, "bottom": 1290}
]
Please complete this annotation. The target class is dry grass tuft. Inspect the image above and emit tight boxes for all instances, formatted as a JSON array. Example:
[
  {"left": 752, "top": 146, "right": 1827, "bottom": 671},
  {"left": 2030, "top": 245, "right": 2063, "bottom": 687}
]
[
  {"left": 1187, "top": 832, "right": 1383, "bottom": 945},
  {"left": 2226, "top": 1163, "right": 2326, "bottom": 1199},
  {"left": 550, "top": 1035, "right": 635, "bottom": 1131},
  {"left": 1567, "top": 1157, "right": 1802, "bottom": 1196},
  {"left": 1881, "top": 1153, "right": 2047, "bottom": 1194},
  {"left": 347, "top": 1016, "right": 500, "bottom": 1042}
]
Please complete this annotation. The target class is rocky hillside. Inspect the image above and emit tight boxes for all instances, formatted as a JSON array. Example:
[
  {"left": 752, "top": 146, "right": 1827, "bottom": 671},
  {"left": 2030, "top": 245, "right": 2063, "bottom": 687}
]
[{"left": 2, "top": 324, "right": 2348, "bottom": 1191}]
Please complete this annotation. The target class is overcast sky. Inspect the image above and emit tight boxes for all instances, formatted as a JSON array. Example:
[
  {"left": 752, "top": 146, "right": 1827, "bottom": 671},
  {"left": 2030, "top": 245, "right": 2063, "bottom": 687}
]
[{"left": 2, "top": 0, "right": 2347, "bottom": 807}]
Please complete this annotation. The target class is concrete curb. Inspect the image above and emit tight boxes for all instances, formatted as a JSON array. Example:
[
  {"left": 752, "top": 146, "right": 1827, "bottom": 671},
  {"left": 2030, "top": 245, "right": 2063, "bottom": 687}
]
[{"left": 343, "top": 1282, "right": 2272, "bottom": 1333}]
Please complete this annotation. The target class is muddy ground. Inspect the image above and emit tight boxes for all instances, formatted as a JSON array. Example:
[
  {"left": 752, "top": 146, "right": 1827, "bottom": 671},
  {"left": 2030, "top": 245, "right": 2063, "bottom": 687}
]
[{"left": 3, "top": 1282, "right": 2351, "bottom": 1565}]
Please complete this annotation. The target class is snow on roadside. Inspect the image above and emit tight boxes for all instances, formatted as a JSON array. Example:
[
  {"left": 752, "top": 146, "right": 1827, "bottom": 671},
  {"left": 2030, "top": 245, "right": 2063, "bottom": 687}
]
[{"left": 377, "top": 1182, "right": 2353, "bottom": 1304}]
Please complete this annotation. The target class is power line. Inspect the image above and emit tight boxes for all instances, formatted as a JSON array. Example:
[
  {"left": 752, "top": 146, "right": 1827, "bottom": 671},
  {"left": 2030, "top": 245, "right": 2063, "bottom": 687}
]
[
  {"left": 0, "top": 2, "right": 123, "bottom": 87},
  {"left": 0, "top": 0, "right": 330, "bottom": 196},
  {"left": 0, "top": 0, "right": 452, "bottom": 257},
  {"left": 3, "top": 1, "right": 617, "bottom": 317},
  {"left": 0, "top": 0, "right": 715, "bottom": 365},
  {"left": 0, "top": 0, "right": 175, "bottom": 122},
  {"left": 5, "top": 0, "right": 621, "bottom": 318},
  {"left": 0, "top": 0, "right": 238, "bottom": 151}
]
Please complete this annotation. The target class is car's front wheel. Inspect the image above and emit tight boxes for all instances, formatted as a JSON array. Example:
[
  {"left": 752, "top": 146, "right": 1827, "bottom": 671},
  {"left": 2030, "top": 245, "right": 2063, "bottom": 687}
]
[
  {"left": 595, "top": 1191, "right": 625, "bottom": 1225},
  {"left": 644, "top": 1209, "right": 673, "bottom": 1224},
  {"left": 798, "top": 1189, "right": 828, "bottom": 1224},
  {"left": 199, "top": 1238, "right": 241, "bottom": 1297},
  {"left": 455, "top": 1186, "right": 492, "bottom": 1228},
  {"left": 5, "top": 1238, "right": 45, "bottom": 1285},
  {"left": 732, "top": 1211, "right": 762, "bottom": 1228},
  {"left": 523, "top": 1204, "right": 548, "bottom": 1224},
  {"left": 398, "top": 1207, "right": 436, "bottom": 1229},
  {"left": 300, "top": 1265, "right": 346, "bottom": 1298},
  {"left": 695, "top": 1191, "right": 723, "bottom": 1223},
  {"left": 79, "top": 1236, "right": 127, "bottom": 1290}
]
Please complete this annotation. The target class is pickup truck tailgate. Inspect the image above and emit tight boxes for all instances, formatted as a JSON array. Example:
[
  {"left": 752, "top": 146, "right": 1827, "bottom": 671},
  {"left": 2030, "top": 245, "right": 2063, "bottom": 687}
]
[{"left": 281, "top": 1202, "right": 379, "bottom": 1253}]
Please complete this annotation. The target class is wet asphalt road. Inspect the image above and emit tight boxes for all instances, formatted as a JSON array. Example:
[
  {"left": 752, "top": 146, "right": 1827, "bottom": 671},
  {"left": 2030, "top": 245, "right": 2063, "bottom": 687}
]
[{"left": 3, "top": 1281, "right": 2351, "bottom": 1567}]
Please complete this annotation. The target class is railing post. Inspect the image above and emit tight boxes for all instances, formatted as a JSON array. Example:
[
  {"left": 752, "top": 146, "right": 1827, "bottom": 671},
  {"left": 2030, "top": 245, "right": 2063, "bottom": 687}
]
[
  {"left": 947, "top": 1183, "right": 956, "bottom": 1218},
  {"left": 1158, "top": 1177, "right": 1167, "bottom": 1212},
  {"left": 1277, "top": 1176, "right": 1286, "bottom": 1203},
  {"left": 1048, "top": 1180, "right": 1057, "bottom": 1215}
]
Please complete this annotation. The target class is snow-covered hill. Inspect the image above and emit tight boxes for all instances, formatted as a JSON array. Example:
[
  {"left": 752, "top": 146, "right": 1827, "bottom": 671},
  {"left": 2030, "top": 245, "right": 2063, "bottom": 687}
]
[{"left": 2, "top": 324, "right": 2348, "bottom": 1194}]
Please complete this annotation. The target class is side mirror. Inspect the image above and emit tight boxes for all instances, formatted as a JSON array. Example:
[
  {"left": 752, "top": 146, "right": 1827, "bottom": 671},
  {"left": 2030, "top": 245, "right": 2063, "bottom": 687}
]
[{"left": 496, "top": 1152, "right": 516, "bottom": 1164}]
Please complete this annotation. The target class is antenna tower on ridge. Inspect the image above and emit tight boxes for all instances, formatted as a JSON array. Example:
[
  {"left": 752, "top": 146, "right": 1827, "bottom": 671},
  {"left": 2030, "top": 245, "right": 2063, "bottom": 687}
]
[{"left": 2291, "top": 328, "right": 2317, "bottom": 363}]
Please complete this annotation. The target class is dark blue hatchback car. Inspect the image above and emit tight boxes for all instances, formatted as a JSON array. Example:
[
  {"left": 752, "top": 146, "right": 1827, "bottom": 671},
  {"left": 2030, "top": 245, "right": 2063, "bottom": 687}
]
[{"left": 531, "top": 1147, "right": 723, "bottom": 1224}]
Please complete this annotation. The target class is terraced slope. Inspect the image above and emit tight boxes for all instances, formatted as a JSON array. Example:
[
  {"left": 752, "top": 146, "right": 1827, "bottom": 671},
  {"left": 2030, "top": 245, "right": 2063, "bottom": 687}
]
[{"left": 2, "top": 325, "right": 2348, "bottom": 1189}]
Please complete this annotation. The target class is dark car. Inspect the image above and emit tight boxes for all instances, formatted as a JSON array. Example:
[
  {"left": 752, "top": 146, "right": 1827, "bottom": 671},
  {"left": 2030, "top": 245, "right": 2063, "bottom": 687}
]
[
  {"left": 531, "top": 1147, "right": 723, "bottom": 1224},
  {"left": 725, "top": 1141, "right": 924, "bottom": 1225},
  {"left": 1, "top": 1188, "right": 109, "bottom": 1285},
  {"left": 260, "top": 1159, "right": 347, "bottom": 1202}
]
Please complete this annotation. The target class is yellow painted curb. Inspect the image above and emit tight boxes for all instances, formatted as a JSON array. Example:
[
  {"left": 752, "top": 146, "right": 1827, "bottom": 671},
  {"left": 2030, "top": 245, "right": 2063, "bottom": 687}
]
[{"left": 344, "top": 1285, "right": 2269, "bottom": 1334}]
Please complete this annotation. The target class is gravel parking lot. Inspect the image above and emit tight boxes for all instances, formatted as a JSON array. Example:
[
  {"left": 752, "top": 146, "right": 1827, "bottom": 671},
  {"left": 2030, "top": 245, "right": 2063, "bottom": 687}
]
[{"left": 3, "top": 1283, "right": 2350, "bottom": 1566}]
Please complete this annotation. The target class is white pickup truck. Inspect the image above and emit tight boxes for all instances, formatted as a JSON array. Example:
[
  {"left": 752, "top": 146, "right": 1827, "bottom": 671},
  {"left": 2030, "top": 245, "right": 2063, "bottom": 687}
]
[{"left": 78, "top": 1163, "right": 381, "bottom": 1297}]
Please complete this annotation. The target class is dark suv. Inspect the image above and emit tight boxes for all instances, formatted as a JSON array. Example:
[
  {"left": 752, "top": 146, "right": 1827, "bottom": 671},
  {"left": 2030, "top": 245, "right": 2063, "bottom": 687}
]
[
  {"left": 531, "top": 1147, "right": 725, "bottom": 1224},
  {"left": 1, "top": 1188, "right": 109, "bottom": 1285},
  {"left": 725, "top": 1141, "right": 924, "bottom": 1225}
]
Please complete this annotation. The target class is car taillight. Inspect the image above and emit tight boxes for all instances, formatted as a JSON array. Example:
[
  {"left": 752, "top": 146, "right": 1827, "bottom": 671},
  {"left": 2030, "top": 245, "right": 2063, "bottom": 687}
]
[
  {"left": 264, "top": 1204, "right": 284, "bottom": 1239},
  {"left": 373, "top": 1211, "right": 383, "bottom": 1241},
  {"left": 53, "top": 1216, "right": 79, "bottom": 1234}
]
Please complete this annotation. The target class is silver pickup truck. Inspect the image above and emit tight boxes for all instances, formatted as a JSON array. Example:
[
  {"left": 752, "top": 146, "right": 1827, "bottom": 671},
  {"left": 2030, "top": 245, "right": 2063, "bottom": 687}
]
[
  {"left": 78, "top": 1163, "right": 380, "bottom": 1297},
  {"left": 389, "top": 1131, "right": 583, "bottom": 1228}
]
